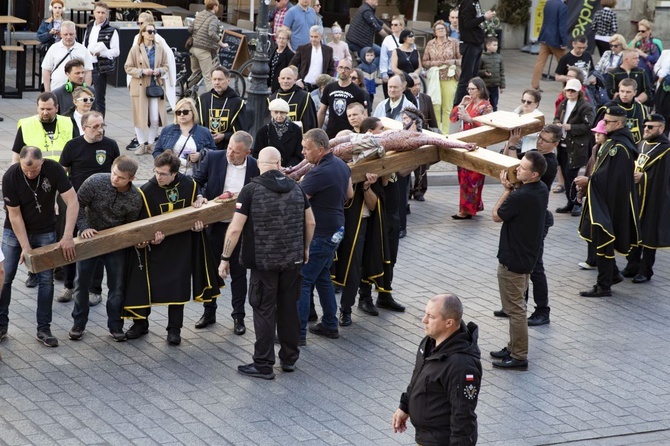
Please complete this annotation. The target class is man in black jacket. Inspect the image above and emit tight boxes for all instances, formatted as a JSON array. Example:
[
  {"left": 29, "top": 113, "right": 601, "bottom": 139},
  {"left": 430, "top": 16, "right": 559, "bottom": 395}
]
[
  {"left": 83, "top": 2, "right": 119, "bottom": 116},
  {"left": 393, "top": 294, "right": 481, "bottom": 445}
]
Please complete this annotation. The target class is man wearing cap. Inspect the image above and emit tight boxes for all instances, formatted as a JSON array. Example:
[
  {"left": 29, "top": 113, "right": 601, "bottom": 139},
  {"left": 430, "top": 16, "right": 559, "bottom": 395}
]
[
  {"left": 271, "top": 67, "right": 318, "bottom": 131},
  {"left": 621, "top": 114, "right": 670, "bottom": 283},
  {"left": 596, "top": 78, "right": 648, "bottom": 144},
  {"left": 575, "top": 106, "right": 640, "bottom": 297}
]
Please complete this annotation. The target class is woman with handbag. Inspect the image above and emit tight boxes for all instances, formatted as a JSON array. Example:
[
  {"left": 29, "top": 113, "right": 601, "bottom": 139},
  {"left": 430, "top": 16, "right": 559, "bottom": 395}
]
[
  {"left": 188, "top": 0, "right": 227, "bottom": 93},
  {"left": 422, "top": 20, "right": 461, "bottom": 134},
  {"left": 152, "top": 98, "right": 216, "bottom": 176},
  {"left": 37, "top": 0, "right": 65, "bottom": 54},
  {"left": 125, "top": 23, "right": 169, "bottom": 155}
]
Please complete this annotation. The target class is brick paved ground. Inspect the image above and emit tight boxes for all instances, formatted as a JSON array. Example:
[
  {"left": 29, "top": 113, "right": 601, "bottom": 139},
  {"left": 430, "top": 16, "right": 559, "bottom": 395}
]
[{"left": 1, "top": 50, "right": 670, "bottom": 445}]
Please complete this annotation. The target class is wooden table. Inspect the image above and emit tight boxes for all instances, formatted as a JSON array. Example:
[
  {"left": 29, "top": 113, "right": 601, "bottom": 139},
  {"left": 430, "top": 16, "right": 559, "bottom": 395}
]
[{"left": 0, "top": 15, "right": 27, "bottom": 46}]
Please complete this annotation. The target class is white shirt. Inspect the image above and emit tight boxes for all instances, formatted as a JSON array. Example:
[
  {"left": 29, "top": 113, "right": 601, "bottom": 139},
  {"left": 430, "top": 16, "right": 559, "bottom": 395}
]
[
  {"left": 305, "top": 45, "right": 323, "bottom": 85},
  {"left": 86, "top": 21, "right": 120, "bottom": 64},
  {"left": 73, "top": 110, "right": 84, "bottom": 135},
  {"left": 223, "top": 160, "right": 247, "bottom": 194},
  {"left": 42, "top": 41, "right": 94, "bottom": 90}
]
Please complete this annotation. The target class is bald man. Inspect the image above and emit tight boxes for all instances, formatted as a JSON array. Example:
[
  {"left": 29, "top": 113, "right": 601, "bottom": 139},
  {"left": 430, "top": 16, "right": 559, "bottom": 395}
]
[{"left": 270, "top": 67, "right": 318, "bottom": 131}]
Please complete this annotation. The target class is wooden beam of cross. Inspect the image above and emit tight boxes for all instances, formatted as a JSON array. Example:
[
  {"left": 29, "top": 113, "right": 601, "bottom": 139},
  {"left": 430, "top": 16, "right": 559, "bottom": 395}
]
[{"left": 23, "top": 111, "right": 544, "bottom": 273}]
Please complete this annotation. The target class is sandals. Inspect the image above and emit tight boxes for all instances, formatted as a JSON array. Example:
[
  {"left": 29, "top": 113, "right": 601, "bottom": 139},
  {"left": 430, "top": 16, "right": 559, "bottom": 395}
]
[{"left": 552, "top": 185, "right": 565, "bottom": 193}]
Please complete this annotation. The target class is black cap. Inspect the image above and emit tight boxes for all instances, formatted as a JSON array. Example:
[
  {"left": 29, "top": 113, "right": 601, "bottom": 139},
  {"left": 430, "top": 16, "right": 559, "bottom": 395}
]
[
  {"left": 605, "top": 106, "right": 627, "bottom": 117},
  {"left": 646, "top": 113, "right": 666, "bottom": 124}
]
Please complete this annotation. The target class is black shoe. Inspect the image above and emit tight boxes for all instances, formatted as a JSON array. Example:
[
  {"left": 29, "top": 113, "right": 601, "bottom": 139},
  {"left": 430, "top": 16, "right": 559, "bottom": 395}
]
[
  {"left": 406, "top": 204, "right": 411, "bottom": 215},
  {"left": 492, "top": 356, "right": 528, "bottom": 370},
  {"left": 632, "top": 274, "right": 650, "bottom": 283},
  {"left": 36, "top": 329, "right": 59, "bottom": 347},
  {"left": 25, "top": 273, "right": 38, "bottom": 288},
  {"left": 126, "top": 137, "right": 139, "bottom": 150},
  {"left": 308, "top": 313, "right": 319, "bottom": 322},
  {"left": 376, "top": 295, "right": 406, "bottom": 312},
  {"left": 358, "top": 298, "right": 379, "bottom": 316},
  {"left": 167, "top": 328, "right": 181, "bottom": 345},
  {"left": 612, "top": 272, "right": 624, "bottom": 284},
  {"left": 621, "top": 268, "right": 636, "bottom": 278},
  {"left": 298, "top": 338, "right": 307, "bottom": 346},
  {"left": 555, "top": 204, "right": 573, "bottom": 213},
  {"left": 571, "top": 204, "right": 582, "bottom": 217},
  {"left": 281, "top": 362, "right": 295, "bottom": 372},
  {"left": 413, "top": 193, "right": 425, "bottom": 202},
  {"left": 238, "top": 363, "right": 275, "bottom": 380},
  {"left": 234, "top": 318, "right": 246, "bottom": 335},
  {"left": 451, "top": 214, "right": 472, "bottom": 220},
  {"left": 308, "top": 322, "right": 339, "bottom": 339},
  {"left": 0, "top": 324, "right": 7, "bottom": 341},
  {"left": 493, "top": 309, "right": 508, "bottom": 318},
  {"left": 580, "top": 285, "right": 611, "bottom": 297},
  {"left": 398, "top": 229, "right": 407, "bottom": 239},
  {"left": 527, "top": 312, "right": 550, "bottom": 326},
  {"left": 490, "top": 347, "right": 510, "bottom": 359},
  {"left": 126, "top": 320, "right": 149, "bottom": 339},
  {"left": 339, "top": 312, "right": 352, "bottom": 326},
  {"left": 109, "top": 329, "right": 127, "bottom": 342},
  {"left": 69, "top": 325, "right": 85, "bottom": 340},
  {"left": 194, "top": 311, "right": 216, "bottom": 329}
]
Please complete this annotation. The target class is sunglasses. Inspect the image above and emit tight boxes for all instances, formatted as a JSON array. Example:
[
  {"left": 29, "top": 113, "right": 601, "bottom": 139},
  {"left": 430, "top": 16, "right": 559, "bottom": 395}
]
[
  {"left": 521, "top": 99, "right": 534, "bottom": 105},
  {"left": 76, "top": 97, "right": 95, "bottom": 103},
  {"left": 175, "top": 109, "right": 191, "bottom": 116},
  {"left": 638, "top": 29, "right": 649, "bottom": 32},
  {"left": 610, "top": 43, "right": 621, "bottom": 48},
  {"left": 645, "top": 124, "right": 662, "bottom": 129},
  {"left": 137, "top": 21, "right": 144, "bottom": 25},
  {"left": 145, "top": 29, "right": 156, "bottom": 34}
]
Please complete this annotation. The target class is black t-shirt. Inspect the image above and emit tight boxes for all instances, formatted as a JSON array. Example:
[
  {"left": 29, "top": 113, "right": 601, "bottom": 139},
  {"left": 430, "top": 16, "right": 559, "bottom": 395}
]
[
  {"left": 555, "top": 51, "right": 594, "bottom": 78},
  {"left": 2, "top": 159, "right": 73, "bottom": 234},
  {"left": 321, "top": 81, "right": 368, "bottom": 138},
  {"left": 12, "top": 120, "right": 57, "bottom": 154},
  {"left": 59, "top": 136, "right": 120, "bottom": 190},
  {"left": 541, "top": 152, "right": 558, "bottom": 191},
  {"left": 497, "top": 181, "right": 548, "bottom": 274}
]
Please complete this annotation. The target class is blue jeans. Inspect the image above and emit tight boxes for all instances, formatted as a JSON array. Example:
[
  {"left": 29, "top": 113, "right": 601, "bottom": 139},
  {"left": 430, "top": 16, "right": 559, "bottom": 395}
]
[
  {"left": 0, "top": 228, "right": 56, "bottom": 331},
  {"left": 72, "top": 250, "right": 126, "bottom": 331},
  {"left": 298, "top": 236, "right": 339, "bottom": 336}
]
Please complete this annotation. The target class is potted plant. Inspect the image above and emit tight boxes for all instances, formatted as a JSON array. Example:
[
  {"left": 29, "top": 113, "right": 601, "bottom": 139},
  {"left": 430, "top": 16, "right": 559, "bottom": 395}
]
[{"left": 497, "top": 0, "right": 531, "bottom": 49}]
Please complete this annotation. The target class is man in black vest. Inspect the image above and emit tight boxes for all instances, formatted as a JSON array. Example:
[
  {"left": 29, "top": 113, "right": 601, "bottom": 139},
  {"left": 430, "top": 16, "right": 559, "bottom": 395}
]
[
  {"left": 345, "top": 0, "right": 390, "bottom": 60},
  {"left": 83, "top": 2, "right": 119, "bottom": 116},
  {"left": 220, "top": 147, "right": 315, "bottom": 380}
]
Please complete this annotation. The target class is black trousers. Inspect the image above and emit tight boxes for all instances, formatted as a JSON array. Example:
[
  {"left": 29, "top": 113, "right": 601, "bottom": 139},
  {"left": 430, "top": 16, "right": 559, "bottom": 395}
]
[
  {"left": 92, "top": 66, "right": 108, "bottom": 116},
  {"left": 204, "top": 222, "right": 247, "bottom": 319},
  {"left": 411, "top": 165, "right": 428, "bottom": 196},
  {"left": 557, "top": 145, "right": 581, "bottom": 206},
  {"left": 248, "top": 267, "right": 301, "bottom": 373},
  {"left": 596, "top": 244, "right": 620, "bottom": 289},
  {"left": 626, "top": 246, "right": 657, "bottom": 277},
  {"left": 454, "top": 42, "right": 483, "bottom": 106},
  {"left": 134, "top": 304, "right": 184, "bottom": 330},
  {"left": 340, "top": 218, "right": 368, "bottom": 313},
  {"left": 526, "top": 212, "right": 553, "bottom": 314},
  {"left": 397, "top": 174, "right": 410, "bottom": 231}
]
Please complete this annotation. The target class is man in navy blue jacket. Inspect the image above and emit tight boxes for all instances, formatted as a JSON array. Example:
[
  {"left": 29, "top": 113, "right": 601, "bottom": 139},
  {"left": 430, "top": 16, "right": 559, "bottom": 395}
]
[
  {"left": 192, "top": 131, "right": 260, "bottom": 335},
  {"left": 531, "top": 0, "right": 569, "bottom": 91}
]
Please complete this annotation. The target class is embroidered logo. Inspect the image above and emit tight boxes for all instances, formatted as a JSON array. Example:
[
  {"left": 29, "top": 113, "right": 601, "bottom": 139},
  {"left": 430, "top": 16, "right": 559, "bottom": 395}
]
[
  {"left": 42, "top": 178, "right": 52, "bottom": 192},
  {"left": 609, "top": 146, "right": 618, "bottom": 157},
  {"left": 167, "top": 188, "right": 179, "bottom": 203},
  {"left": 209, "top": 109, "right": 230, "bottom": 133},
  {"left": 463, "top": 384, "right": 478, "bottom": 400},
  {"left": 95, "top": 150, "right": 107, "bottom": 165}
]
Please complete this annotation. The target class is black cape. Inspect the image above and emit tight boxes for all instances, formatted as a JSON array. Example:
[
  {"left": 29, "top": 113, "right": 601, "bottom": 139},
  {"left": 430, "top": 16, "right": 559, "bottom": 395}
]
[
  {"left": 333, "top": 181, "right": 390, "bottom": 291},
  {"left": 579, "top": 127, "right": 640, "bottom": 256},
  {"left": 123, "top": 174, "right": 222, "bottom": 318},
  {"left": 270, "top": 85, "right": 317, "bottom": 131},
  {"left": 197, "top": 88, "right": 249, "bottom": 149},
  {"left": 636, "top": 133, "right": 670, "bottom": 248}
]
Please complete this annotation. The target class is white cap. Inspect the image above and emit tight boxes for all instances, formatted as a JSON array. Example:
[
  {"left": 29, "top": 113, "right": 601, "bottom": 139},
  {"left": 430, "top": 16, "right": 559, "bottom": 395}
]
[
  {"left": 565, "top": 78, "right": 582, "bottom": 91},
  {"left": 268, "top": 98, "right": 290, "bottom": 113}
]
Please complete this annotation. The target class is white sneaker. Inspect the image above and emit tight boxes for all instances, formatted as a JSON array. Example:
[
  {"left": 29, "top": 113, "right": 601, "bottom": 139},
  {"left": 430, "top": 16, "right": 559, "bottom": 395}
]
[
  {"left": 89, "top": 293, "right": 102, "bottom": 307},
  {"left": 57, "top": 288, "right": 73, "bottom": 302},
  {"left": 578, "top": 262, "right": 596, "bottom": 270}
]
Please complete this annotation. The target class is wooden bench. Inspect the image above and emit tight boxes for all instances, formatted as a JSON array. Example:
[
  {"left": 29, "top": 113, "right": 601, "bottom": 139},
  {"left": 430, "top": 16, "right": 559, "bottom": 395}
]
[
  {"left": 0, "top": 45, "right": 26, "bottom": 98},
  {"left": 17, "top": 39, "right": 42, "bottom": 91}
]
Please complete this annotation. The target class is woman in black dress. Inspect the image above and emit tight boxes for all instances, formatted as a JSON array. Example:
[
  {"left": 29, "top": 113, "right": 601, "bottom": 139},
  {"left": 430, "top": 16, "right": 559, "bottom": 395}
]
[{"left": 268, "top": 26, "right": 295, "bottom": 92}]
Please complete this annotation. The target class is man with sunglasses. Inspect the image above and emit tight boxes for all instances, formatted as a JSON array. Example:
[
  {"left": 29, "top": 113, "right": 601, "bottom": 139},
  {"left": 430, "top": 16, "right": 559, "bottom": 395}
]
[
  {"left": 52, "top": 59, "right": 96, "bottom": 117},
  {"left": 57, "top": 111, "right": 120, "bottom": 305},
  {"left": 575, "top": 106, "right": 639, "bottom": 298},
  {"left": 621, "top": 114, "right": 670, "bottom": 284}
]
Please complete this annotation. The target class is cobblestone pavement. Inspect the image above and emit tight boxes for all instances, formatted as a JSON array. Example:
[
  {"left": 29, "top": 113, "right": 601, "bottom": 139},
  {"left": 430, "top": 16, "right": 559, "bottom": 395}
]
[{"left": 2, "top": 50, "right": 670, "bottom": 445}]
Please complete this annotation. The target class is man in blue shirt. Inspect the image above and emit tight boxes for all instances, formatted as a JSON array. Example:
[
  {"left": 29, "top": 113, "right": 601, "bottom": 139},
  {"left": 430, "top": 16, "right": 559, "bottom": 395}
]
[
  {"left": 283, "top": 0, "right": 318, "bottom": 50},
  {"left": 531, "top": 0, "right": 568, "bottom": 91}
]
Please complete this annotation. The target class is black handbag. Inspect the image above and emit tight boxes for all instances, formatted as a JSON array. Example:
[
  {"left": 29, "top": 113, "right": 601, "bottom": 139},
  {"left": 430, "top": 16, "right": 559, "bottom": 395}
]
[{"left": 146, "top": 76, "right": 164, "bottom": 98}]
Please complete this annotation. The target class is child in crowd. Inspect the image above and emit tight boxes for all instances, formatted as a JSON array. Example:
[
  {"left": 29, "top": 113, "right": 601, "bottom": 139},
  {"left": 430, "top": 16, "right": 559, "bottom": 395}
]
[
  {"left": 327, "top": 22, "right": 351, "bottom": 71},
  {"left": 479, "top": 36, "right": 505, "bottom": 111},
  {"left": 358, "top": 47, "right": 379, "bottom": 96}
]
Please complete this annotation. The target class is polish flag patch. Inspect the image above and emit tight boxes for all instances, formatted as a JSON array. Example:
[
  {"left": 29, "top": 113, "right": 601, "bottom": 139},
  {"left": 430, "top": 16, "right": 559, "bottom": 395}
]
[
  {"left": 236, "top": 203, "right": 242, "bottom": 209},
  {"left": 465, "top": 374, "right": 474, "bottom": 382}
]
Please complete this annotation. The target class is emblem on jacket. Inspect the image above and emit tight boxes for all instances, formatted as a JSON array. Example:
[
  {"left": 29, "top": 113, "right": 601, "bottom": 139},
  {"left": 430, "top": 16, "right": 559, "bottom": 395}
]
[
  {"left": 334, "top": 98, "right": 346, "bottom": 116},
  {"left": 463, "top": 384, "right": 478, "bottom": 400},
  {"left": 209, "top": 109, "right": 230, "bottom": 133},
  {"left": 42, "top": 178, "right": 52, "bottom": 192},
  {"left": 96, "top": 150, "right": 107, "bottom": 165}
]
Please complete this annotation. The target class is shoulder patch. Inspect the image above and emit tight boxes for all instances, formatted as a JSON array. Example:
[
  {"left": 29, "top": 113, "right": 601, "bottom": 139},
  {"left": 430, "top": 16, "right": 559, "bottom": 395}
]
[
  {"left": 609, "top": 146, "right": 618, "bottom": 157},
  {"left": 463, "top": 383, "right": 478, "bottom": 400}
]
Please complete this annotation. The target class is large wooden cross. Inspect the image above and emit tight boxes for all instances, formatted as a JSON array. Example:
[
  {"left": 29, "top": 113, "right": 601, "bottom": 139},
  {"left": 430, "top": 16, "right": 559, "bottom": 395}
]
[{"left": 23, "top": 111, "right": 544, "bottom": 273}]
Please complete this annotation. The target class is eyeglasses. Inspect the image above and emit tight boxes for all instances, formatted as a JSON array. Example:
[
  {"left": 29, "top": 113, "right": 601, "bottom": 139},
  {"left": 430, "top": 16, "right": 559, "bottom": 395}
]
[
  {"left": 406, "top": 34, "right": 415, "bottom": 38},
  {"left": 603, "top": 119, "right": 618, "bottom": 125},
  {"left": 521, "top": 99, "right": 534, "bottom": 105},
  {"left": 84, "top": 124, "right": 106, "bottom": 130},
  {"left": 153, "top": 169, "right": 175, "bottom": 178},
  {"left": 175, "top": 109, "right": 191, "bottom": 116},
  {"left": 76, "top": 97, "right": 95, "bottom": 103},
  {"left": 610, "top": 43, "right": 621, "bottom": 48},
  {"left": 538, "top": 135, "right": 555, "bottom": 143},
  {"left": 638, "top": 28, "right": 649, "bottom": 33},
  {"left": 645, "top": 124, "right": 662, "bottom": 129},
  {"left": 434, "top": 27, "right": 446, "bottom": 32},
  {"left": 145, "top": 30, "right": 156, "bottom": 34}
]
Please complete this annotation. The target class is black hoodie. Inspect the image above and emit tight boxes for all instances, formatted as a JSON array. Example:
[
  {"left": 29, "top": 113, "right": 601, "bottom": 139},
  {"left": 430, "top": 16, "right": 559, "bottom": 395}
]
[
  {"left": 399, "top": 321, "right": 482, "bottom": 446},
  {"left": 238, "top": 170, "right": 308, "bottom": 270},
  {"left": 197, "top": 87, "right": 249, "bottom": 149}
]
